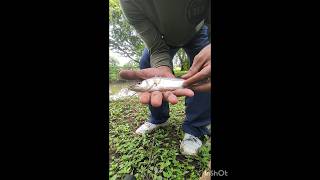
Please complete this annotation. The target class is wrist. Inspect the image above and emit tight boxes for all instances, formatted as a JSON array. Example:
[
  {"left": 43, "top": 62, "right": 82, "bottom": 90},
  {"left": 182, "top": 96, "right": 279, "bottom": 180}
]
[
  {"left": 157, "top": 65, "right": 172, "bottom": 72},
  {"left": 157, "top": 66, "right": 175, "bottom": 77}
]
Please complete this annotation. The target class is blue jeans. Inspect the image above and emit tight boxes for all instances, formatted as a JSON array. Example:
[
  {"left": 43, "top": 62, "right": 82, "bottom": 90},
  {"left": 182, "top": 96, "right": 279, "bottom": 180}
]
[{"left": 139, "top": 26, "right": 211, "bottom": 137}]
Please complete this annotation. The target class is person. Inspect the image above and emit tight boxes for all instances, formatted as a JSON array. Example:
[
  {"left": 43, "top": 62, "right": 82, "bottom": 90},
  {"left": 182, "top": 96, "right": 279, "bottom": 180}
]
[{"left": 119, "top": 0, "right": 211, "bottom": 155}]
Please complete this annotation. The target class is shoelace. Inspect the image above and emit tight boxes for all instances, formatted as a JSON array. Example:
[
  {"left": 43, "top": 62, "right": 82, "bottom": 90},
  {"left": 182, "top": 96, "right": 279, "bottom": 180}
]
[{"left": 144, "top": 122, "right": 153, "bottom": 128}]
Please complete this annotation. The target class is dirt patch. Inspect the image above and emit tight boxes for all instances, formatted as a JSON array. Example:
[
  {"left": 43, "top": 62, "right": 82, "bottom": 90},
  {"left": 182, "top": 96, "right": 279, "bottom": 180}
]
[
  {"left": 176, "top": 154, "right": 186, "bottom": 162},
  {"left": 109, "top": 148, "right": 115, "bottom": 164}
]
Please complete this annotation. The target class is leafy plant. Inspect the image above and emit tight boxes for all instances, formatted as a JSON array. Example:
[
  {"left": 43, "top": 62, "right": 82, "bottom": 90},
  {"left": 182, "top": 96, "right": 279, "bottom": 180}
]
[{"left": 109, "top": 97, "right": 211, "bottom": 179}]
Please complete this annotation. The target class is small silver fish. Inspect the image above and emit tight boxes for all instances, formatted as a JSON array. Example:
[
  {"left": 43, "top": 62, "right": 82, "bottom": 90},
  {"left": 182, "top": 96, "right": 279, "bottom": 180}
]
[{"left": 128, "top": 77, "right": 185, "bottom": 92}]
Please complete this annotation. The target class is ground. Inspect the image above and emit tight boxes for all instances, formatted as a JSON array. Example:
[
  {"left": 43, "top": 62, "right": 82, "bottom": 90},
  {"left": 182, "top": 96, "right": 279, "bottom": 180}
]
[{"left": 109, "top": 96, "right": 211, "bottom": 180}]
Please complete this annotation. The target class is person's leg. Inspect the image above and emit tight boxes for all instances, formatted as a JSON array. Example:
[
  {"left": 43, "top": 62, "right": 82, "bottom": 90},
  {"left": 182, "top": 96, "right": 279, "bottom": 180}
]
[
  {"left": 138, "top": 48, "right": 169, "bottom": 125},
  {"left": 138, "top": 47, "right": 179, "bottom": 124},
  {"left": 182, "top": 25, "right": 211, "bottom": 138},
  {"left": 139, "top": 48, "right": 151, "bottom": 69}
]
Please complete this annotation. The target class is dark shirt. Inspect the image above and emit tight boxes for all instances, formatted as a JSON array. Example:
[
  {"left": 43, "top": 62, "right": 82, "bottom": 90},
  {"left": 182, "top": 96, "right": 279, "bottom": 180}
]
[{"left": 120, "top": 0, "right": 211, "bottom": 69}]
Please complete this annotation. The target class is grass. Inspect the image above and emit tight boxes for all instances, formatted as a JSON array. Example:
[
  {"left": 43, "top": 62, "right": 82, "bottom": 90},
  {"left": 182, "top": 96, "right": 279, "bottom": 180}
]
[
  {"left": 109, "top": 97, "right": 211, "bottom": 180},
  {"left": 173, "top": 70, "right": 187, "bottom": 78}
]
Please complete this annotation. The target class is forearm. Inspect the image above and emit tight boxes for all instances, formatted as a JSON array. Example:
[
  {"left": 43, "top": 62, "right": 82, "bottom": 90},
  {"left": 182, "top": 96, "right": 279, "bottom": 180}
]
[{"left": 149, "top": 45, "right": 172, "bottom": 69}]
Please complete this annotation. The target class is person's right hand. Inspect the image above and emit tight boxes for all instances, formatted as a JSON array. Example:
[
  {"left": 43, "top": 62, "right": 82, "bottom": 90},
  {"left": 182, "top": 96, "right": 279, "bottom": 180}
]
[
  {"left": 119, "top": 66, "right": 194, "bottom": 107},
  {"left": 182, "top": 44, "right": 211, "bottom": 92}
]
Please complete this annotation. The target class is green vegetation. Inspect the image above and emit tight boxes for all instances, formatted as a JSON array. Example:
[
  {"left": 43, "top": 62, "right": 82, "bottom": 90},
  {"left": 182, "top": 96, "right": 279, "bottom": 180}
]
[
  {"left": 109, "top": 0, "right": 144, "bottom": 63},
  {"left": 109, "top": 55, "right": 121, "bottom": 82},
  {"left": 173, "top": 70, "right": 188, "bottom": 78},
  {"left": 109, "top": 67, "right": 120, "bottom": 82},
  {"left": 109, "top": 97, "right": 211, "bottom": 179}
]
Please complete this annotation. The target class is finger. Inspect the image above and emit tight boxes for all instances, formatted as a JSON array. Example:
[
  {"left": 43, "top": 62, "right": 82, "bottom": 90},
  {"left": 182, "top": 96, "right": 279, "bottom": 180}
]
[
  {"left": 181, "top": 65, "right": 201, "bottom": 79},
  {"left": 137, "top": 67, "right": 174, "bottom": 79},
  {"left": 181, "top": 64, "right": 204, "bottom": 79},
  {"left": 120, "top": 68, "right": 174, "bottom": 80},
  {"left": 181, "top": 71, "right": 195, "bottom": 79},
  {"left": 191, "top": 83, "right": 211, "bottom": 92},
  {"left": 163, "top": 91, "right": 178, "bottom": 104},
  {"left": 183, "top": 70, "right": 210, "bottom": 87},
  {"left": 181, "top": 56, "right": 203, "bottom": 79},
  {"left": 119, "top": 69, "right": 155, "bottom": 80},
  {"left": 150, "top": 91, "right": 163, "bottom": 107},
  {"left": 119, "top": 70, "right": 142, "bottom": 80},
  {"left": 172, "top": 88, "right": 194, "bottom": 97},
  {"left": 135, "top": 68, "right": 156, "bottom": 79},
  {"left": 139, "top": 92, "right": 150, "bottom": 104}
]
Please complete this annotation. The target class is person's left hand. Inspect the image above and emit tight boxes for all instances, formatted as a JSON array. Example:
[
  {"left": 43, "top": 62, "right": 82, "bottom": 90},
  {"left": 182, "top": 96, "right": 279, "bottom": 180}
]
[{"left": 182, "top": 44, "right": 211, "bottom": 92}]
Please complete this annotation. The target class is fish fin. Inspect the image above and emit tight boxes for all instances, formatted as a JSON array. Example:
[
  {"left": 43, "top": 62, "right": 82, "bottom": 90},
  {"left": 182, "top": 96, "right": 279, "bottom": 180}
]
[
  {"left": 145, "top": 79, "right": 150, "bottom": 87},
  {"left": 156, "top": 78, "right": 161, "bottom": 85},
  {"left": 129, "top": 92, "right": 137, "bottom": 97},
  {"left": 145, "top": 82, "right": 157, "bottom": 92}
]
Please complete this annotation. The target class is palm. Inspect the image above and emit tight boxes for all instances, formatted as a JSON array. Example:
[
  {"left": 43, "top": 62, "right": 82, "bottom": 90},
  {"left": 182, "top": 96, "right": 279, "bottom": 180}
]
[{"left": 119, "top": 67, "right": 194, "bottom": 107}]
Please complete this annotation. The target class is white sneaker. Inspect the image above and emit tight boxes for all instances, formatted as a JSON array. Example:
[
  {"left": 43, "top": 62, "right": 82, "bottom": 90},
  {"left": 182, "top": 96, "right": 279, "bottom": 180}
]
[
  {"left": 180, "top": 133, "right": 203, "bottom": 156},
  {"left": 135, "top": 121, "right": 168, "bottom": 135}
]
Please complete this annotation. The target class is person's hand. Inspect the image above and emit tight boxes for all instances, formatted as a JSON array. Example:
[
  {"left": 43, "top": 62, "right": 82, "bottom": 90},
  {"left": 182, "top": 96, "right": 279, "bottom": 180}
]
[
  {"left": 181, "top": 44, "right": 211, "bottom": 92},
  {"left": 119, "top": 66, "right": 194, "bottom": 107}
]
